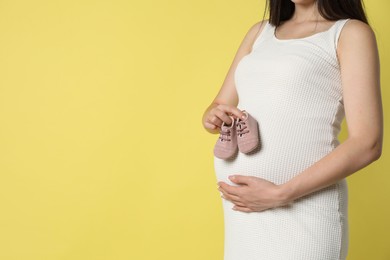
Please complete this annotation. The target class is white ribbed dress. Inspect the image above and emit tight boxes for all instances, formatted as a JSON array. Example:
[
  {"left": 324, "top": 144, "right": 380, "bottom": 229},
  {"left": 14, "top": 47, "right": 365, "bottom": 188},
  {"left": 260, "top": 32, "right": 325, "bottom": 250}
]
[{"left": 214, "top": 19, "right": 350, "bottom": 260}]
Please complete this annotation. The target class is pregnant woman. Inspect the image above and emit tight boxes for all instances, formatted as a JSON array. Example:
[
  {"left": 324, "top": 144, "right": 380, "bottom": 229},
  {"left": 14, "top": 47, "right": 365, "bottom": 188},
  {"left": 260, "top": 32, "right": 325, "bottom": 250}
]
[{"left": 201, "top": 0, "right": 383, "bottom": 259}]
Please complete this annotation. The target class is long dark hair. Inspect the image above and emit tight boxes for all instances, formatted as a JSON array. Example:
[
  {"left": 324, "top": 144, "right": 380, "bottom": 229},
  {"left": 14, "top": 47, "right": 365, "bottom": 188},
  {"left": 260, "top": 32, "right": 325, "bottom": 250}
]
[{"left": 266, "top": 0, "right": 368, "bottom": 27}]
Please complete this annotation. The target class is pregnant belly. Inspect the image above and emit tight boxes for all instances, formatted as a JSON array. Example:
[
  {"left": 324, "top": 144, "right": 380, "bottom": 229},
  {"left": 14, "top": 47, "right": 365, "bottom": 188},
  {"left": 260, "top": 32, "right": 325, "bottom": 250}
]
[
  {"left": 214, "top": 130, "right": 333, "bottom": 186},
  {"left": 214, "top": 99, "right": 338, "bottom": 185}
]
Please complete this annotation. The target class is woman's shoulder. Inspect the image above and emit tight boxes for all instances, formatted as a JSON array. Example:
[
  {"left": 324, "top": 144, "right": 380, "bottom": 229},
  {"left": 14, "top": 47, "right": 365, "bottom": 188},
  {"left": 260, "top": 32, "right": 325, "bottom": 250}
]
[
  {"left": 245, "top": 19, "right": 269, "bottom": 35},
  {"left": 337, "top": 19, "right": 378, "bottom": 60},
  {"left": 252, "top": 19, "right": 269, "bottom": 33},
  {"left": 253, "top": 19, "right": 269, "bottom": 28},
  {"left": 246, "top": 20, "right": 269, "bottom": 43},
  {"left": 339, "top": 19, "right": 376, "bottom": 41}
]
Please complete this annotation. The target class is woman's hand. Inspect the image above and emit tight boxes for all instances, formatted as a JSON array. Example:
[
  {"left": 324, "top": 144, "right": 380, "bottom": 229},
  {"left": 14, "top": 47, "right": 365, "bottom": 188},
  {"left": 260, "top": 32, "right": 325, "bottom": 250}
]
[
  {"left": 218, "top": 175, "right": 291, "bottom": 212},
  {"left": 202, "top": 103, "right": 245, "bottom": 133}
]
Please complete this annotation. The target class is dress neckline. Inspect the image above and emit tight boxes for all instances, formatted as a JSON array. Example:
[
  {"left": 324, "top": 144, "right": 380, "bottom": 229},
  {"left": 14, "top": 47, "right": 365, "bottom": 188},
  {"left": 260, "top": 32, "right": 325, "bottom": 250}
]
[{"left": 272, "top": 20, "right": 343, "bottom": 42}]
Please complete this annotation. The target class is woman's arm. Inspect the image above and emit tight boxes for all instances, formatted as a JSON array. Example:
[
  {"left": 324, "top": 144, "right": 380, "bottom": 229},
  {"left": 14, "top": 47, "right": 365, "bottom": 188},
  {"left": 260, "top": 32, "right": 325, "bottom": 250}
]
[
  {"left": 279, "top": 20, "right": 383, "bottom": 202},
  {"left": 202, "top": 21, "right": 267, "bottom": 134},
  {"left": 218, "top": 20, "right": 383, "bottom": 212}
]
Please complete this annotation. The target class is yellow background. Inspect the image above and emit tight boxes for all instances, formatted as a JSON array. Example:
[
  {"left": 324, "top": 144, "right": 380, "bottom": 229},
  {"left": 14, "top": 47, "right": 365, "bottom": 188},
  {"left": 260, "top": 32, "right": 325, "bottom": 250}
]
[{"left": 0, "top": 0, "right": 388, "bottom": 259}]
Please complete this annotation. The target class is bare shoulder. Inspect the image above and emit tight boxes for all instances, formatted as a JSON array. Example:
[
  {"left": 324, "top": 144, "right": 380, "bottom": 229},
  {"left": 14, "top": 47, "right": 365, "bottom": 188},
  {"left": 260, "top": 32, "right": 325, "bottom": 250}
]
[
  {"left": 250, "top": 19, "right": 269, "bottom": 32},
  {"left": 242, "top": 20, "right": 269, "bottom": 52},
  {"left": 339, "top": 19, "right": 377, "bottom": 47},
  {"left": 247, "top": 19, "right": 269, "bottom": 39}
]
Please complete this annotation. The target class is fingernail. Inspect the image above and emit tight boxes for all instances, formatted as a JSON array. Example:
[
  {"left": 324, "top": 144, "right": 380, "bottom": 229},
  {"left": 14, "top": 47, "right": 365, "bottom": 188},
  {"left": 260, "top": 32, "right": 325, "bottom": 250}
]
[{"left": 229, "top": 175, "right": 235, "bottom": 180}]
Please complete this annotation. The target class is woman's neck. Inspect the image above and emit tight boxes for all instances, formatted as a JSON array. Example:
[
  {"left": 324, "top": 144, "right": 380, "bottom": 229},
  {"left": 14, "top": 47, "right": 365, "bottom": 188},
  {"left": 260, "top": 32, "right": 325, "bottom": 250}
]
[{"left": 290, "top": 2, "right": 324, "bottom": 23}]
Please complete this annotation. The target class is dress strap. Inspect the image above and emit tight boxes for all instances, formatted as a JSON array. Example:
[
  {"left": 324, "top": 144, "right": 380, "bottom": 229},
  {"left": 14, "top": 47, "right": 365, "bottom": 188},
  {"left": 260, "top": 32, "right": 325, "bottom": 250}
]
[
  {"left": 332, "top": 19, "right": 351, "bottom": 49},
  {"left": 251, "top": 20, "right": 272, "bottom": 51}
]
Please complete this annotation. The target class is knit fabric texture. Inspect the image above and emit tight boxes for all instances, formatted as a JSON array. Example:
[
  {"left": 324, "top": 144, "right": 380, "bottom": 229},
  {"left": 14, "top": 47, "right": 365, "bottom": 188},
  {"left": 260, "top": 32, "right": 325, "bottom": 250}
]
[{"left": 214, "top": 19, "right": 350, "bottom": 260}]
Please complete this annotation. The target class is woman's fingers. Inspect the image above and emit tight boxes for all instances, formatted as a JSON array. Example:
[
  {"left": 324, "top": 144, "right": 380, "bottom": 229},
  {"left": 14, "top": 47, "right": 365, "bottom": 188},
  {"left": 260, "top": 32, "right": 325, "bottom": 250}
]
[
  {"left": 232, "top": 205, "right": 252, "bottom": 213},
  {"left": 217, "top": 104, "right": 245, "bottom": 120},
  {"left": 220, "top": 192, "right": 246, "bottom": 207},
  {"left": 204, "top": 104, "right": 244, "bottom": 131},
  {"left": 204, "top": 122, "right": 217, "bottom": 130},
  {"left": 206, "top": 108, "right": 233, "bottom": 129},
  {"left": 220, "top": 192, "right": 241, "bottom": 202},
  {"left": 219, "top": 185, "right": 245, "bottom": 205},
  {"left": 207, "top": 114, "right": 223, "bottom": 128},
  {"left": 214, "top": 108, "right": 234, "bottom": 125}
]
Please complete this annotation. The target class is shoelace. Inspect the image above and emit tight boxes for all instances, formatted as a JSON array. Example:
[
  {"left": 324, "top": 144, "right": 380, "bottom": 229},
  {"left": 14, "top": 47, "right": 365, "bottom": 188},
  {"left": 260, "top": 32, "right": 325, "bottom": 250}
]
[
  {"left": 236, "top": 120, "right": 249, "bottom": 137},
  {"left": 219, "top": 127, "right": 232, "bottom": 142},
  {"left": 219, "top": 124, "right": 232, "bottom": 142}
]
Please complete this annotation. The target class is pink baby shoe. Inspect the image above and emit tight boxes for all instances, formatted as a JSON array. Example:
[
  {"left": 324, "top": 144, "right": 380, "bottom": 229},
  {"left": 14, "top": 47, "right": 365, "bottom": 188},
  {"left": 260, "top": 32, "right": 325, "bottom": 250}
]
[
  {"left": 236, "top": 111, "right": 259, "bottom": 153},
  {"left": 213, "top": 116, "right": 238, "bottom": 160}
]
